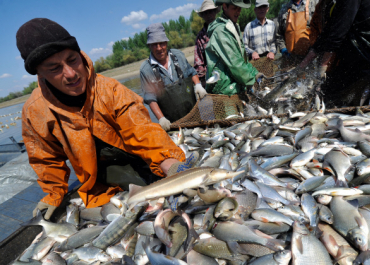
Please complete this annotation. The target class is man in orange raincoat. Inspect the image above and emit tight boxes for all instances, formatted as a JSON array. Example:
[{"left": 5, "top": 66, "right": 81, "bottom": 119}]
[{"left": 16, "top": 18, "right": 191, "bottom": 220}]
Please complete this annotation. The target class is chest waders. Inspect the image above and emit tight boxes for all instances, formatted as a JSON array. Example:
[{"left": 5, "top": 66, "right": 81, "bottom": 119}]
[
  {"left": 95, "top": 138, "right": 161, "bottom": 190},
  {"left": 152, "top": 52, "right": 196, "bottom": 123}
]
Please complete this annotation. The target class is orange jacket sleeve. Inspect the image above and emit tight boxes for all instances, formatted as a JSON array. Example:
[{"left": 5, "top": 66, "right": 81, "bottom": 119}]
[
  {"left": 108, "top": 78, "right": 185, "bottom": 177},
  {"left": 22, "top": 105, "right": 70, "bottom": 207}
]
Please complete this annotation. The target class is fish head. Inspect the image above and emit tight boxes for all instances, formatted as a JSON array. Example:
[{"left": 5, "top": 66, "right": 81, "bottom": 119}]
[
  {"left": 348, "top": 227, "right": 368, "bottom": 252},
  {"left": 97, "top": 253, "right": 111, "bottom": 262},
  {"left": 208, "top": 169, "right": 244, "bottom": 183},
  {"left": 317, "top": 195, "right": 332, "bottom": 205},
  {"left": 274, "top": 250, "right": 292, "bottom": 264},
  {"left": 293, "top": 220, "right": 310, "bottom": 235}
]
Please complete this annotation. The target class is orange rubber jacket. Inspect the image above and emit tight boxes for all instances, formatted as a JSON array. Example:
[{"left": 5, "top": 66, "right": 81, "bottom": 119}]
[{"left": 22, "top": 51, "right": 185, "bottom": 208}]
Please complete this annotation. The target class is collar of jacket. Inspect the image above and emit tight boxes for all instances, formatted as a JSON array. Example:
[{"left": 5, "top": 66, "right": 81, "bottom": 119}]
[
  {"left": 217, "top": 16, "right": 244, "bottom": 56},
  {"left": 37, "top": 51, "right": 95, "bottom": 120}
]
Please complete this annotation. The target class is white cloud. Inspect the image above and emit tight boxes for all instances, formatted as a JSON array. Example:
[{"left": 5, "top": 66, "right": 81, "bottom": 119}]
[
  {"left": 21, "top": 75, "right": 37, "bottom": 80},
  {"left": 15, "top": 55, "right": 22, "bottom": 60},
  {"left": 150, "top": 3, "right": 199, "bottom": 21},
  {"left": 121, "top": 10, "right": 148, "bottom": 25},
  {"left": 132, "top": 23, "right": 145, "bottom": 29},
  {"left": 108, "top": 41, "right": 114, "bottom": 47},
  {"left": 89, "top": 48, "right": 112, "bottom": 56},
  {"left": 0, "top": 73, "right": 11, "bottom": 79},
  {"left": 122, "top": 37, "right": 129, "bottom": 41}
]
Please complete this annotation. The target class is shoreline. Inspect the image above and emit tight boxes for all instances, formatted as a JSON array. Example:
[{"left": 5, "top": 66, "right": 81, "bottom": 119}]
[{"left": 0, "top": 46, "right": 195, "bottom": 110}]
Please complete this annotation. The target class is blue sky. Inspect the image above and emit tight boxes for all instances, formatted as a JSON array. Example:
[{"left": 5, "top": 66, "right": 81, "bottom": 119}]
[{"left": 0, "top": 0, "right": 203, "bottom": 98}]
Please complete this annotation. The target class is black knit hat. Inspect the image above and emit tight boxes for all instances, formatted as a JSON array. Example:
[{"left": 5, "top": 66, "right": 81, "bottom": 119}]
[{"left": 16, "top": 18, "right": 80, "bottom": 75}]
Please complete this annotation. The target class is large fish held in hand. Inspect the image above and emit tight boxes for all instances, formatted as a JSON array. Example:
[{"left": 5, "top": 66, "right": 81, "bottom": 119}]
[{"left": 127, "top": 167, "right": 243, "bottom": 205}]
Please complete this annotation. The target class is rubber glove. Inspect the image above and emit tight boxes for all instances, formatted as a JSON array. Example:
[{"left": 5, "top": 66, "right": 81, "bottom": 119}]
[
  {"left": 255, "top": 72, "right": 265, "bottom": 83},
  {"left": 159, "top": 117, "right": 171, "bottom": 131},
  {"left": 318, "top": 65, "right": 328, "bottom": 79},
  {"left": 281, "top": 48, "right": 290, "bottom": 57},
  {"left": 167, "top": 151, "right": 199, "bottom": 177},
  {"left": 33, "top": 201, "right": 57, "bottom": 220},
  {"left": 194, "top": 83, "right": 207, "bottom": 101}
]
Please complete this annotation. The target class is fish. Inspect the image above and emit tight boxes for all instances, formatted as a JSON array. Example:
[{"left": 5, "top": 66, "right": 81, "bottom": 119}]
[
  {"left": 291, "top": 220, "right": 332, "bottom": 264},
  {"left": 21, "top": 210, "right": 77, "bottom": 242},
  {"left": 127, "top": 168, "right": 242, "bottom": 204}
]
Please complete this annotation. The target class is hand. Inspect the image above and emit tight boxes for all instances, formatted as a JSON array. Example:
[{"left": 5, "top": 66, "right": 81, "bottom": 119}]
[
  {"left": 255, "top": 72, "right": 265, "bottom": 82},
  {"left": 166, "top": 152, "right": 199, "bottom": 177},
  {"left": 33, "top": 201, "right": 57, "bottom": 220},
  {"left": 299, "top": 49, "right": 317, "bottom": 69},
  {"left": 194, "top": 83, "right": 207, "bottom": 101},
  {"left": 267, "top": 52, "right": 275, "bottom": 60},
  {"left": 159, "top": 117, "right": 171, "bottom": 131},
  {"left": 281, "top": 48, "right": 290, "bottom": 57},
  {"left": 318, "top": 65, "right": 328, "bottom": 79},
  {"left": 252, "top": 52, "right": 260, "bottom": 60}
]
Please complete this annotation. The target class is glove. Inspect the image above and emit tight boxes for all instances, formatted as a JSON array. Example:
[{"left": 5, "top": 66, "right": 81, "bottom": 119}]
[
  {"left": 318, "top": 65, "right": 328, "bottom": 79},
  {"left": 33, "top": 201, "right": 57, "bottom": 220},
  {"left": 255, "top": 72, "right": 265, "bottom": 83},
  {"left": 159, "top": 117, "right": 171, "bottom": 131},
  {"left": 281, "top": 48, "right": 290, "bottom": 57},
  {"left": 167, "top": 151, "right": 199, "bottom": 177},
  {"left": 194, "top": 83, "right": 207, "bottom": 101}
]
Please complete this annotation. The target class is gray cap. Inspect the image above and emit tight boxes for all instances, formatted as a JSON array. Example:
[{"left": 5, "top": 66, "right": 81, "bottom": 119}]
[
  {"left": 146, "top": 23, "right": 169, "bottom": 44},
  {"left": 255, "top": 0, "right": 269, "bottom": 7}
]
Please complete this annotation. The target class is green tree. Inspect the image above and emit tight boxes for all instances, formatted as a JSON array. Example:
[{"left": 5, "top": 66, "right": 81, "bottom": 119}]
[
  {"left": 94, "top": 57, "right": 112, "bottom": 73},
  {"left": 191, "top": 11, "right": 204, "bottom": 36},
  {"left": 22, "top": 81, "right": 38, "bottom": 95}
]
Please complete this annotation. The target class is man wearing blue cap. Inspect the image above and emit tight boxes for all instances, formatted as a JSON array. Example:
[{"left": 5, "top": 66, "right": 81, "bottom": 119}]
[{"left": 140, "top": 23, "right": 207, "bottom": 131}]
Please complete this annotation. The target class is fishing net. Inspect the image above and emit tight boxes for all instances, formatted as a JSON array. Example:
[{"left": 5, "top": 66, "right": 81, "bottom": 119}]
[{"left": 171, "top": 94, "right": 244, "bottom": 128}]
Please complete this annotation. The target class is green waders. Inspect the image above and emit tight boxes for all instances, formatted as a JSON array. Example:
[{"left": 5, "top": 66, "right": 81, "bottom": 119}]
[{"left": 95, "top": 138, "right": 161, "bottom": 190}]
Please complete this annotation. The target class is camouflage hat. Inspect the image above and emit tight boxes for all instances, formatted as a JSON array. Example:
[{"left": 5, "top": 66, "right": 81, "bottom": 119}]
[{"left": 215, "top": 0, "right": 251, "bottom": 8}]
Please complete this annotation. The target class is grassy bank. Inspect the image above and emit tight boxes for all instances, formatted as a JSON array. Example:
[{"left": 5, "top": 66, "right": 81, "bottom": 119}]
[{"left": 0, "top": 46, "right": 195, "bottom": 110}]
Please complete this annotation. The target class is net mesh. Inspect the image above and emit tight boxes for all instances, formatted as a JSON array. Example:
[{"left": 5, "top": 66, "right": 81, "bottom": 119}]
[{"left": 170, "top": 56, "right": 301, "bottom": 129}]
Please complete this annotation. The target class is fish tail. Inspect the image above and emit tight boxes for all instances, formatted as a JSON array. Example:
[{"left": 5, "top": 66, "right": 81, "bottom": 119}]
[
  {"left": 21, "top": 209, "right": 43, "bottom": 227},
  {"left": 335, "top": 179, "right": 348, "bottom": 188}
]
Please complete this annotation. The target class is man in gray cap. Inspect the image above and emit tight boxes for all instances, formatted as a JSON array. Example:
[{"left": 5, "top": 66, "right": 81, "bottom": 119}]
[
  {"left": 194, "top": 0, "right": 221, "bottom": 87},
  {"left": 243, "top": 0, "right": 276, "bottom": 61},
  {"left": 140, "top": 23, "right": 207, "bottom": 131}
]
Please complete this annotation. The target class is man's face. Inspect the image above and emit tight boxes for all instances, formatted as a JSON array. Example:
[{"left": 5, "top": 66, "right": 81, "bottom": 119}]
[
  {"left": 223, "top": 4, "right": 242, "bottom": 24},
  {"left": 201, "top": 9, "right": 218, "bottom": 25},
  {"left": 36, "top": 49, "right": 88, "bottom": 96},
  {"left": 149, "top": 42, "right": 168, "bottom": 63},
  {"left": 254, "top": 5, "right": 269, "bottom": 20}
]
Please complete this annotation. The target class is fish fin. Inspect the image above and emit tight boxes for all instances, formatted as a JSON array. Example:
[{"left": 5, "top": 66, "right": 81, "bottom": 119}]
[
  {"left": 333, "top": 246, "right": 349, "bottom": 263},
  {"left": 226, "top": 241, "right": 240, "bottom": 255},
  {"left": 294, "top": 235, "right": 304, "bottom": 254},
  {"left": 355, "top": 215, "right": 368, "bottom": 231},
  {"left": 328, "top": 235, "right": 339, "bottom": 250},
  {"left": 347, "top": 199, "right": 359, "bottom": 209},
  {"left": 247, "top": 224, "right": 260, "bottom": 230},
  {"left": 128, "top": 184, "right": 143, "bottom": 198},
  {"left": 255, "top": 196, "right": 262, "bottom": 208},
  {"left": 260, "top": 217, "right": 269, "bottom": 223},
  {"left": 254, "top": 229, "right": 273, "bottom": 239},
  {"left": 335, "top": 179, "right": 348, "bottom": 188},
  {"left": 265, "top": 238, "right": 286, "bottom": 251},
  {"left": 21, "top": 209, "right": 44, "bottom": 227}
]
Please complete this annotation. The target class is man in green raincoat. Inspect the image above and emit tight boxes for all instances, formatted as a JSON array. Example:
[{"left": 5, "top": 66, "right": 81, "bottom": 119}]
[{"left": 205, "top": 0, "right": 262, "bottom": 96}]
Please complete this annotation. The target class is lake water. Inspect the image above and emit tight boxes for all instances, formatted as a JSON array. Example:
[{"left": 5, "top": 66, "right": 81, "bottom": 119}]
[{"left": 0, "top": 75, "right": 156, "bottom": 146}]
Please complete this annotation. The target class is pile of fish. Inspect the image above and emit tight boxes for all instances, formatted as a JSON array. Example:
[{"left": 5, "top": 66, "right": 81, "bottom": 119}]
[{"left": 15, "top": 100, "right": 370, "bottom": 265}]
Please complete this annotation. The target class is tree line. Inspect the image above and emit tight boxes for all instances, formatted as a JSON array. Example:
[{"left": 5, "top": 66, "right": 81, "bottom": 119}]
[
  {"left": 0, "top": 81, "right": 37, "bottom": 103},
  {"left": 0, "top": 0, "right": 287, "bottom": 103}
]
